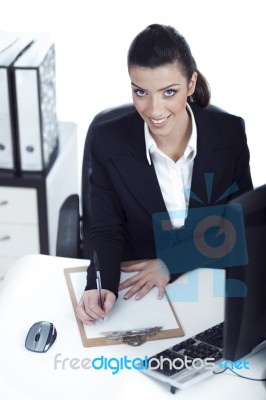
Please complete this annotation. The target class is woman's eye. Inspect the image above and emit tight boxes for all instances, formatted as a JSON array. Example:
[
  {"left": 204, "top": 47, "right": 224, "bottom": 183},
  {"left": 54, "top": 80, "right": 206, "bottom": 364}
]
[
  {"left": 165, "top": 89, "right": 176, "bottom": 97},
  {"left": 134, "top": 89, "right": 146, "bottom": 97}
]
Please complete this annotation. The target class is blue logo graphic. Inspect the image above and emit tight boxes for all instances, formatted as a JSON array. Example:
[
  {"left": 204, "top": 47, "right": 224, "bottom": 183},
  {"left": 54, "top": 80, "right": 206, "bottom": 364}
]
[{"left": 152, "top": 174, "right": 248, "bottom": 301}]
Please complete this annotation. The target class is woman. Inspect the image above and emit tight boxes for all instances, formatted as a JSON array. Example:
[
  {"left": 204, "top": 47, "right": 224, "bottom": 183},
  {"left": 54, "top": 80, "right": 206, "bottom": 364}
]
[{"left": 77, "top": 24, "right": 253, "bottom": 324}]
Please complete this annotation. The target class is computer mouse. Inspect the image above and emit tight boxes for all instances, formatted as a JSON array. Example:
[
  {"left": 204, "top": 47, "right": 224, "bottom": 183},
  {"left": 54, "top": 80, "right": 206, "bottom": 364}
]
[{"left": 25, "top": 321, "right": 57, "bottom": 353}]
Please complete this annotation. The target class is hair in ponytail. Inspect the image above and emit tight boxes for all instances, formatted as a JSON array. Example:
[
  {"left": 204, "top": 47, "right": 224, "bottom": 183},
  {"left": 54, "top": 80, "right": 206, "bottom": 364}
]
[{"left": 127, "top": 24, "right": 211, "bottom": 108}]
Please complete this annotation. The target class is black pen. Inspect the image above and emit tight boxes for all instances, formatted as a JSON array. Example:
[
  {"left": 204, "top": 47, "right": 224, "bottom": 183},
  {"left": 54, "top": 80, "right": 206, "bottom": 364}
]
[{"left": 94, "top": 251, "right": 104, "bottom": 312}]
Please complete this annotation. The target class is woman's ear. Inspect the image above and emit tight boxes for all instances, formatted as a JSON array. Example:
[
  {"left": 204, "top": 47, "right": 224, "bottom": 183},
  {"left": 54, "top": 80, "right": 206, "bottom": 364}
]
[{"left": 188, "top": 72, "right": 198, "bottom": 96}]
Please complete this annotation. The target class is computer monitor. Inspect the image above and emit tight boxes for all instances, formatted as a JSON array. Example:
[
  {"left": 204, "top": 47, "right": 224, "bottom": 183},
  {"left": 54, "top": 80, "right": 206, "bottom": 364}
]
[{"left": 224, "top": 184, "right": 266, "bottom": 361}]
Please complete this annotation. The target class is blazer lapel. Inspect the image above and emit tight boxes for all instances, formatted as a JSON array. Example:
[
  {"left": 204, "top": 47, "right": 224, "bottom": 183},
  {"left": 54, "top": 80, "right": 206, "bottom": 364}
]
[{"left": 189, "top": 150, "right": 230, "bottom": 208}]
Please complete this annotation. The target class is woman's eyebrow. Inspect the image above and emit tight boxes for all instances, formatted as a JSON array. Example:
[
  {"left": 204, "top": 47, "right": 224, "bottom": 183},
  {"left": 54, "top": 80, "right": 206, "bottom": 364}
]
[
  {"left": 131, "top": 82, "right": 181, "bottom": 91},
  {"left": 131, "top": 82, "right": 146, "bottom": 91},
  {"left": 158, "top": 83, "right": 181, "bottom": 91}
]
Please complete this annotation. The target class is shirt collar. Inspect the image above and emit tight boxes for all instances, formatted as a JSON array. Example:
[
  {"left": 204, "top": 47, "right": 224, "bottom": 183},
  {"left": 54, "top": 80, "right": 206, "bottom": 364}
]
[{"left": 144, "top": 102, "right": 197, "bottom": 165}]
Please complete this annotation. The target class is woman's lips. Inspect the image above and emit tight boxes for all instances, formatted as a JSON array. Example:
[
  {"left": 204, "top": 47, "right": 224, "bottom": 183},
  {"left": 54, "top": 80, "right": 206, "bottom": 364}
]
[{"left": 149, "top": 115, "right": 171, "bottom": 127}]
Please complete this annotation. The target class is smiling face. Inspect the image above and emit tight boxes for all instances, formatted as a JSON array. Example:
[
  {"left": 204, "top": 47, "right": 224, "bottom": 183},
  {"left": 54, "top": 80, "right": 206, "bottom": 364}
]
[{"left": 129, "top": 63, "right": 197, "bottom": 141}]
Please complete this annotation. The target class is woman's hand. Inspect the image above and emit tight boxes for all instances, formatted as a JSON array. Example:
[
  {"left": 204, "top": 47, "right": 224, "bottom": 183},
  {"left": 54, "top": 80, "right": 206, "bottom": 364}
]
[
  {"left": 119, "top": 259, "right": 170, "bottom": 300},
  {"left": 76, "top": 289, "right": 116, "bottom": 325}
]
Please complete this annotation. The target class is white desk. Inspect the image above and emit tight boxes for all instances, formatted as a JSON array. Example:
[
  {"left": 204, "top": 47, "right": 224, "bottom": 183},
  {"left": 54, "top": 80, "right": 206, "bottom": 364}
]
[{"left": 0, "top": 255, "right": 265, "bottom": 400}]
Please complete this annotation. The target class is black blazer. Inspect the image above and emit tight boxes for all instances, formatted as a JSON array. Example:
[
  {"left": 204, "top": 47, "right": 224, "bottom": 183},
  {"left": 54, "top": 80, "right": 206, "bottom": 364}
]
[{"left": 85, "top": 102, "right": 253, "bottom": 296}]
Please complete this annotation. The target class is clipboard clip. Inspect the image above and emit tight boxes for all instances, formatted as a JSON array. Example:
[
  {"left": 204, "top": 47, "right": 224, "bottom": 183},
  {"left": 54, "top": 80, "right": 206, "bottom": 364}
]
[{"left": 100, "top": 326, "right": 163, "bottom": 346}]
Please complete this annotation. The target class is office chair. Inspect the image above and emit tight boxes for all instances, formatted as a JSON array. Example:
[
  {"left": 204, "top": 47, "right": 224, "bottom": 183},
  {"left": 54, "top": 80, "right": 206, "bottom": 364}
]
[
  {"left": 56, "top": 103, "right": 135, "bottom": 259},
  {"left": 56, "top": 102, "right": 223, "bottom": 259}
]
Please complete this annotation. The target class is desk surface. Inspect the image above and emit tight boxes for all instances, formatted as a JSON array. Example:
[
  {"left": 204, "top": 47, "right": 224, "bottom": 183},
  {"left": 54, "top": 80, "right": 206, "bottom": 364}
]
[{"left": 0, "top": 255, "right": 265, "bottom": 400}]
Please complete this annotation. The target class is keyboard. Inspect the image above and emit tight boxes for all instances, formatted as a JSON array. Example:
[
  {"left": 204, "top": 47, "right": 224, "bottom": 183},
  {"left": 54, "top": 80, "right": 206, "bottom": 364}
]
[{"left": 139, "top": 322, "right": 224, "bottom": 393}]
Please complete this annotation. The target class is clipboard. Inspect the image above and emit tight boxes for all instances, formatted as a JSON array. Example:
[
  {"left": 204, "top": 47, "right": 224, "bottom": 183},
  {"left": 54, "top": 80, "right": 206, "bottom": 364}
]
[{"left": 64, "top": 266, "right": 184, "bottom": 347}]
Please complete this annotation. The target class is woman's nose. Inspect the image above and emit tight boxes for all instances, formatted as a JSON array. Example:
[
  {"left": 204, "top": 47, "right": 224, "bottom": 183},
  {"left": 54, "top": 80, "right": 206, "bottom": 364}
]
[{"left": 147, "top": 96, "right": 164, "bottom": 117}]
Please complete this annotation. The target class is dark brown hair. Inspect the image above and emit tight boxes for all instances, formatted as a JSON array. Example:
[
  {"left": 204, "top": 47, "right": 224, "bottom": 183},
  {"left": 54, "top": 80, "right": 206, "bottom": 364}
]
[{"left": 127, "top": 24, "right": 211, "bottom": 108}]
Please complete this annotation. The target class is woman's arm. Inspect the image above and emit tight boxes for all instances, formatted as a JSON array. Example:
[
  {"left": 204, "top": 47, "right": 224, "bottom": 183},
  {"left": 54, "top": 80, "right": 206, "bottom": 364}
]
[
  {"left": 85, "top": 124, "right": 126, "bottom": 297},
  {"left": 230, "top": 117, "right": 253, "bottom": 198}
]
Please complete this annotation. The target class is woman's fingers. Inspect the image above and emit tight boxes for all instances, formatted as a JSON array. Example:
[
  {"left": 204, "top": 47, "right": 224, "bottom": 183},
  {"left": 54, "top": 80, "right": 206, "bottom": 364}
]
[
  {"left": 76, "top": 289, "right": 116, "bottom": 324},
  {"left": 119, "top": 259, "right": 170, "bottom": 300}
]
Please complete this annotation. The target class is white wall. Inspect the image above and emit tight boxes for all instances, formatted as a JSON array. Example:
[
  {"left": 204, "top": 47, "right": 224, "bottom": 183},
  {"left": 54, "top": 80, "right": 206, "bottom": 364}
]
[{"left": 1, "top": 0, "right": 265, "bottom": 189}]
